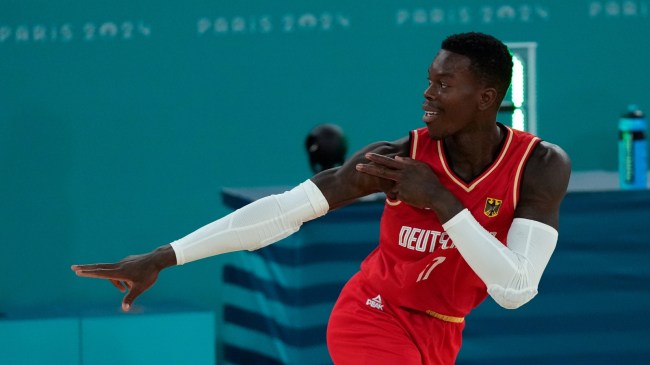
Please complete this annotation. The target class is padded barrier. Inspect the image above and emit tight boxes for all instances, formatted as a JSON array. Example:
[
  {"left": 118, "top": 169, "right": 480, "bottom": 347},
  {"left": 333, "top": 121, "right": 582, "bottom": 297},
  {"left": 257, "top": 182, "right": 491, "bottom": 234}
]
[{"left": 221, "top": 188, "right": 650, "bottom": 364}]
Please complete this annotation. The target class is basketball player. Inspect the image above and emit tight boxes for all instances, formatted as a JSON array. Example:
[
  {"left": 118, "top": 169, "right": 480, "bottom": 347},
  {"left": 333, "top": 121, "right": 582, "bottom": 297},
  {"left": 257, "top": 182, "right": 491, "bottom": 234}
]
[{"left": 72, "top": 32, "right": 571, "bottom": 364}]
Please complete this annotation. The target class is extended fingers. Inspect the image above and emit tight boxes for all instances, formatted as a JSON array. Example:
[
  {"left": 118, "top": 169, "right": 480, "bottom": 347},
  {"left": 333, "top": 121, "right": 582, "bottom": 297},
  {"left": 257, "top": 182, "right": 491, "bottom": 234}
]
[
  {"left": 356, "top": 163, "right": 402, "bottom": 181},
  {"left": 356, "top": 153, "right": 406, "bottom": 181},
  {"left": 71, "top": 263, "right": 118, "bottom": 271},
  {"left": 394, "top": 155, "right": 418, "bottom": 164},
  {"left": 364, "top": 153, "right": 404, "bottom": 168},
  {"left": 72, "top": 266, "right": 128, "bottom": 281}
]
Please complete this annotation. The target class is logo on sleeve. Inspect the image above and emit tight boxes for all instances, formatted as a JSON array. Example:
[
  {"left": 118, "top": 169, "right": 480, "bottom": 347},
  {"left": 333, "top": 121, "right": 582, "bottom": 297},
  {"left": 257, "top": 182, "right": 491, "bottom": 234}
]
[{"left": 484, "top": 197, "right": 502, "bottom": 217}]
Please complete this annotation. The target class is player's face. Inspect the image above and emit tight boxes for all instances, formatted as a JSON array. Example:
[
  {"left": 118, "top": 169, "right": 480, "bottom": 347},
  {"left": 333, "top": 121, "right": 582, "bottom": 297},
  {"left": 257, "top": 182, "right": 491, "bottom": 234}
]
[{"left": 422, "top": 50, "right": 484, "bottom": 140}]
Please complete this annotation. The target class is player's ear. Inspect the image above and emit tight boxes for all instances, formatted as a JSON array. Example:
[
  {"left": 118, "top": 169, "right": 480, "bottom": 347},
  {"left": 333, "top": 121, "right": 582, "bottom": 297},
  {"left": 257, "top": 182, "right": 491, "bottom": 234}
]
[{"left": 478, "top": 88, "right": 498, "bottom": 111}]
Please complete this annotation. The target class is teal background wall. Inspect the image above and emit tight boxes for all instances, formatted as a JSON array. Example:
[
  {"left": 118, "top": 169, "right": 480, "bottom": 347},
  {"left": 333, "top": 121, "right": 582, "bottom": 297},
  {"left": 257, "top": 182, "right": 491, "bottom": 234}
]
[{"left": 1, "top": 0, "right": 649, "bottom": 356}]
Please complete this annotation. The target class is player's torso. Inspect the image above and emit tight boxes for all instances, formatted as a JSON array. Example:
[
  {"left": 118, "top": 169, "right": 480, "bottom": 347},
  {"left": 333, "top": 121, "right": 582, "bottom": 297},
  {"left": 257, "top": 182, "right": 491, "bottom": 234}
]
[{"left": 360, "top": 125, "right": 540, "bottom": 317}]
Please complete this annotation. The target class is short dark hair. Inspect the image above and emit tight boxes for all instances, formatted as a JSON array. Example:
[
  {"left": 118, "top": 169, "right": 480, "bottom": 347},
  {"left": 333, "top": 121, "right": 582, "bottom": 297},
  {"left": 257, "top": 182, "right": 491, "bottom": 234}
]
[{"left": 441, "top": 32, "right": 513, "bottom": 99}]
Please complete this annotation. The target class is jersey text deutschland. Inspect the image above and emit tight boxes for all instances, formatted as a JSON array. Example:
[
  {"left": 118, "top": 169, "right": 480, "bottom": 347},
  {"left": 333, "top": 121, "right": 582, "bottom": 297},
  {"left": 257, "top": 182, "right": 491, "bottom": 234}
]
[{"left": 398, "top": 225, "right": 496, "bottom": 253}]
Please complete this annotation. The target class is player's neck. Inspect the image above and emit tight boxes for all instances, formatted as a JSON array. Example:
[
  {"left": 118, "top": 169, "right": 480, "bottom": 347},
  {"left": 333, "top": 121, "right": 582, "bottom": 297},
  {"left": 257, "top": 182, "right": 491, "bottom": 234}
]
[{"left": 443, "top": 122, "right": 505, "bottom": 182}]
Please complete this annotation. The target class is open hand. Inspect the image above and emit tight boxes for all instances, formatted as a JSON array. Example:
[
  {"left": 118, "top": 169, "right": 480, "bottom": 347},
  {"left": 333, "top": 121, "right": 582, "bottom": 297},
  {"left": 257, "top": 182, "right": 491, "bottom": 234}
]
[{"left": 71, "top": 247, "right": 174, "bottom": 311}]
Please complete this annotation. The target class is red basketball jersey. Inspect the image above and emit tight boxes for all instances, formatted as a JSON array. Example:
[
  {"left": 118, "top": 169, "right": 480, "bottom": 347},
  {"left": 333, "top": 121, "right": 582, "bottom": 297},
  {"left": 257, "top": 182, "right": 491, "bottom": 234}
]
[{"left": 359, "top": 125, "right": 540, "bottom": 317}]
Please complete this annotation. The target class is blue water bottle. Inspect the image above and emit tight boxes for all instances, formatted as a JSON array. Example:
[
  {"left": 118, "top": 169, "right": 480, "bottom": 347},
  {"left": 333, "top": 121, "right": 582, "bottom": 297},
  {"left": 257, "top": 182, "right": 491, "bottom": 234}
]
[{"left": 618, "top": 104, "right": 647, "bottom": 190}]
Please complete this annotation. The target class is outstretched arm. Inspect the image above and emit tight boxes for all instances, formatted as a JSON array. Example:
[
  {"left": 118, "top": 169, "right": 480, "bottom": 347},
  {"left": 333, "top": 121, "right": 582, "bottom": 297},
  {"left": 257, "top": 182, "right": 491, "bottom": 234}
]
[{"left": 72, "top": 137, "right": 410, "bottom": 311}]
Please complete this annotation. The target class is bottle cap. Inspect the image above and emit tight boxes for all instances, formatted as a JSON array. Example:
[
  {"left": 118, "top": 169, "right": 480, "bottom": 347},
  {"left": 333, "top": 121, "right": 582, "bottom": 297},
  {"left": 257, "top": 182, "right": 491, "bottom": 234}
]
[{"left": 625, "top": 104, "right": 645, "bottom": 118}]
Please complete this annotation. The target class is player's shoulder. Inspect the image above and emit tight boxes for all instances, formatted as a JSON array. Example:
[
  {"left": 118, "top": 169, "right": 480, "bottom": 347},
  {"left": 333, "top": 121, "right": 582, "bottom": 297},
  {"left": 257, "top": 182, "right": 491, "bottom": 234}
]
[
  {"left": 530, "top": 140, "right": 571, "bottom": 172},
  {"left": 522, "top": 140, "right": 571, "bottom": 197}
]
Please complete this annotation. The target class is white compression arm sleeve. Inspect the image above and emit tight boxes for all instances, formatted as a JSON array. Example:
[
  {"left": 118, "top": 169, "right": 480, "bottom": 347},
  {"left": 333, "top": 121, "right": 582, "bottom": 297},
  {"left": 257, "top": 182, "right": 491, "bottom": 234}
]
[
  {"left": 170, "top": 179, "right": 329, "bottom": 265},
  {"left": 442, "top": 209, "right": 558, "bottom": 309}
]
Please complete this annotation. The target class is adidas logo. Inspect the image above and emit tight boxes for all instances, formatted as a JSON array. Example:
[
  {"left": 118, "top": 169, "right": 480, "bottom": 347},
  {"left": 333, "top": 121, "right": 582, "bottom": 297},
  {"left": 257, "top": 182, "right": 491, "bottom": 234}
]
[{"left": 366, "top": 294, "right": 384, "bottom": 311}]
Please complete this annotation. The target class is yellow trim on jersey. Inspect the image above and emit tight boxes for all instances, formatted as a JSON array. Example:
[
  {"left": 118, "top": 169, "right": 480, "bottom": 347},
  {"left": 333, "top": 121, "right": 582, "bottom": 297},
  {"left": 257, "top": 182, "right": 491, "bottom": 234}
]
[
  {"left": 410, "top": 129, "right": 419, "bottom": 159},
  {"left": 386, "top": 129, "right": 418, "bottom": 207},
  {"left": 437, "top": 128, "right": 514, "bottom": 193},
  {"left": 513, "top": 137, "right": 541, "bottom": 207},
  {"left": 425, "top": 310, "right": 465, "bottom": 323},
  {"left": 385, "top": 198, "right": 402, "bottom": 206}
]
